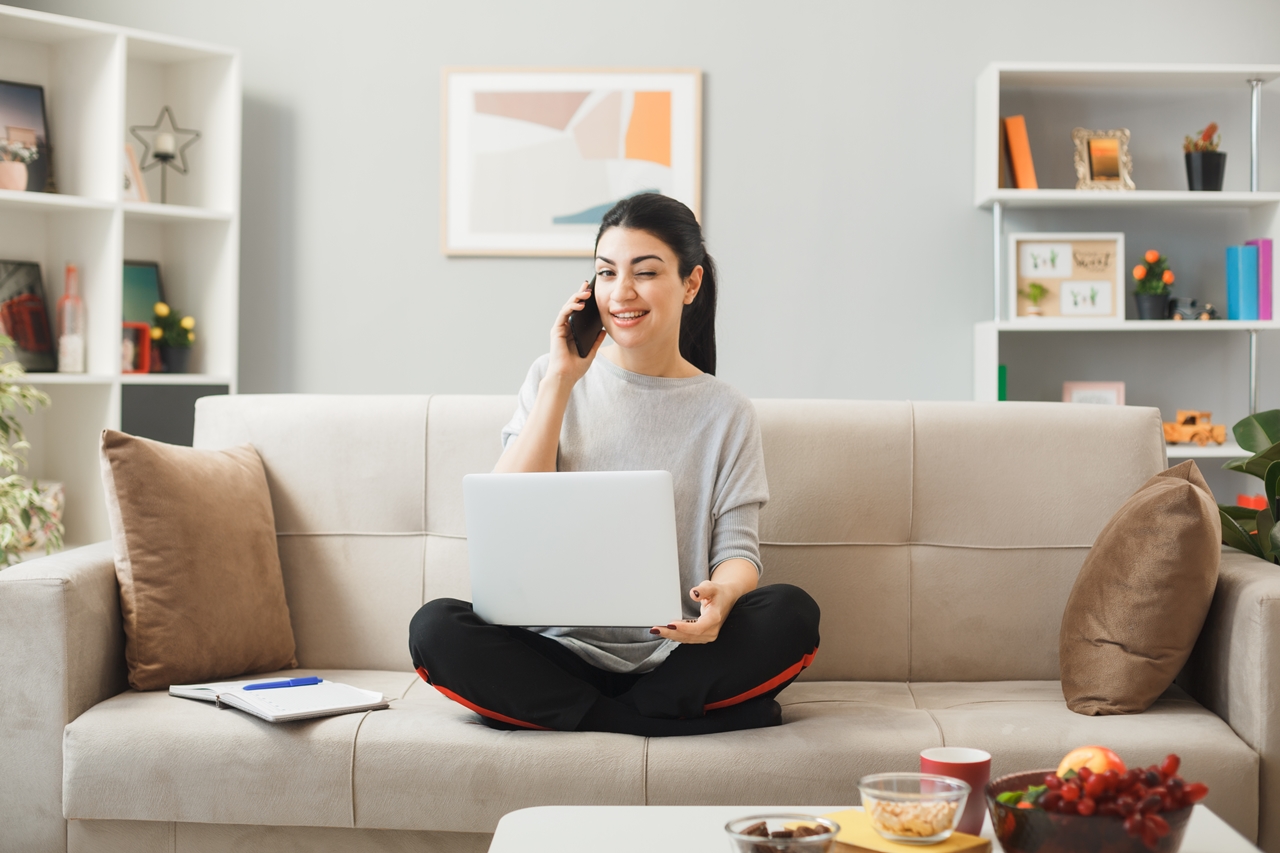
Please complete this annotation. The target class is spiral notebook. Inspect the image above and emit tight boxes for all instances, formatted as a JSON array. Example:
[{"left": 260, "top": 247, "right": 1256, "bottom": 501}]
[{"left": 169, "top": 677, "right": 389, "bottom": 723}]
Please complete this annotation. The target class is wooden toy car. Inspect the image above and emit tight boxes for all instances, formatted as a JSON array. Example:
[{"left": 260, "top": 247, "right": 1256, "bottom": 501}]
[{"left": 1163, "top": 410, "right": 1227, "bottom": 446}]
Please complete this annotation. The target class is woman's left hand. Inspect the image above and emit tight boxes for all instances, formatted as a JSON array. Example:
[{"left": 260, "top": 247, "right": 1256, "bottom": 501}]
[{"left": 650, "top": 558, "right": 758, "bottom": 644}]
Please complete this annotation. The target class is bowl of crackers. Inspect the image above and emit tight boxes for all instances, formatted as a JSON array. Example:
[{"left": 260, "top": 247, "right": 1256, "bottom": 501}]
[
  {"left": 858, "top": 773, "right": 970, "bottom": 844},
  {"left": 724, "top": 814, "right": 840, "bottom": 853}
]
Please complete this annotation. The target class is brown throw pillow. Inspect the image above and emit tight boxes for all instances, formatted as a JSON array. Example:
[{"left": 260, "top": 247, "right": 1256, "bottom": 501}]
[
  {"left": 100, "top": 429, "right": 296, "bottom": 691},
  {"left": 1060, "top": 460, "right": 1220, "bottom": 715}
]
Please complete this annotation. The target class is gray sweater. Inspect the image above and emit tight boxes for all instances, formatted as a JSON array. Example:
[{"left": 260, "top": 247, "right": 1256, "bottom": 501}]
[{"left": 501, "top": 352, "right": 770, "bottom": 673}]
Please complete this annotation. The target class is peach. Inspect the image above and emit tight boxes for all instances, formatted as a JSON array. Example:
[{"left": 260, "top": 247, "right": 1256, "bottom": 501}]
[{"left": 1057, "top": 746, "right": 1126, "bottom": 778}]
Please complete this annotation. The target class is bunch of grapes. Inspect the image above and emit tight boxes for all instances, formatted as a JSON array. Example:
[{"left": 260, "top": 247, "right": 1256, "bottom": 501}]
[{"left": 1037, "top": 755, "right": 1207, "bottom": 849}]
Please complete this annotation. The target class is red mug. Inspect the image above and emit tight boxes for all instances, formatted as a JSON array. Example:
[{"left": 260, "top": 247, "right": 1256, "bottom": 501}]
[{"left": 920, "top": 747, "right": 992, "bottom": 836}]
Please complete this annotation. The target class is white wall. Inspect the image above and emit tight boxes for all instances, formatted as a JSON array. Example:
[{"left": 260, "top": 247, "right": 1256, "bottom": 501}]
[{"left": 13, "top": 0, "right": 1280, "bottom": 413}]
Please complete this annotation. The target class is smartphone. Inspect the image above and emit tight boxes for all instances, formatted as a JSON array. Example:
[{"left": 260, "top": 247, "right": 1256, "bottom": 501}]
[{"left": 567, "top": 275, "right": 602, "bottom": 358}]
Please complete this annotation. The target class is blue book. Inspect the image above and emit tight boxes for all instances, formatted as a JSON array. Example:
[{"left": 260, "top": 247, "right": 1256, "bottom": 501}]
[{"left": 1226, "top": 244, "right": 1260, "bottom": 320}]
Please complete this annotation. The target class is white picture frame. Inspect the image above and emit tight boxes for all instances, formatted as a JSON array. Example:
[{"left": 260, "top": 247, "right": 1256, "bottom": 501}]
[
  {"left": 1008, "top": 232, "right": 1125, "bottom": 321},
  {"left": 1063, "top": 381, "right": 1126, "bottom": 405},
  {"left": 442, "top": 67, "right": 702, "bottom": 256}
]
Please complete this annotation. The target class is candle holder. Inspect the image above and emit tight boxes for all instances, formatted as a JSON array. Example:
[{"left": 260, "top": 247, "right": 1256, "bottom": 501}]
[{"left": 129, "top": 106, "right": 201, "bottom": 204}]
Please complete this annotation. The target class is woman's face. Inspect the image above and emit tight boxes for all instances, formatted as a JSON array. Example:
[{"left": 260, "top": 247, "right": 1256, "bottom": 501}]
[{"left": 594, "top": 227, "right": 702, "bottom": 354}]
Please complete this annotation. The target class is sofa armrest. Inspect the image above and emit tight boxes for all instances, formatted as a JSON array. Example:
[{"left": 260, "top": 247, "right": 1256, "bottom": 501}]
[
  {"left": 0, "top": 543, "right": 124, "bottom": 853},
  {"left": 1180, "top": 545, "right": 1280, "bottom": 852}
]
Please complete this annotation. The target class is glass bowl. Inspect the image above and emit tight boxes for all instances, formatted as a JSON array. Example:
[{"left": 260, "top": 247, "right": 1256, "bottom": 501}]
[
  {"left": 987, "top": 770, "right": 1192, "bottom": 853},
  {"left": 724, "top": 814, "right": 840, "bottom": 853},
  {"left": 858, "top": 772, "right": 971, "bottom": 844}
]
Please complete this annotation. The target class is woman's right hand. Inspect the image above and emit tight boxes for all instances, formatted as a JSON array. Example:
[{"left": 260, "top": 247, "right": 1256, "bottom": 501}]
[{"left": 547, "top": 281, "right": 606, "bottom": 386}]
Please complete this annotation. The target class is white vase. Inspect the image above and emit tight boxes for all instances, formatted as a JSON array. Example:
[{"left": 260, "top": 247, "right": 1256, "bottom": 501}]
[{"left": 0, "top": 161, "right": 28, "bottom": 191}]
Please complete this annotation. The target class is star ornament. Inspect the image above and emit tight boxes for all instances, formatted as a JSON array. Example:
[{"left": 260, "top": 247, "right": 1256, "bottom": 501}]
[{"left": 130, "top": 106, "right": 201, "bottom": 175}]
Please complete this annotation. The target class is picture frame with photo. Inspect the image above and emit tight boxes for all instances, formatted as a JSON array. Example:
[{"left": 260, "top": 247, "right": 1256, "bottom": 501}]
[
  {"left": 1072, "top": 128, "right": 1135, "bottom": 191},
  {"left": 0, "top": 260, "right": 56, "bottom": 371},
  {"left": 1063, "top": 381, "right": 1126, "bottom": 406},
  {"left": 122, "top": 143, "right": 149, "bottom": 202},
  {"left": 1009, "top": 232, "right": 1125, "bottom": 321},
  {"left": 0, "top": 79, "right": 54, "bottom": 193},
  {"left": 443, "top": 68, "right": 702, "bottom": 256}
]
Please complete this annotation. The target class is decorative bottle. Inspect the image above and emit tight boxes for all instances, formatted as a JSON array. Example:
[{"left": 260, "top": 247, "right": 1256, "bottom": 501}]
[{"left": 57, "top": 263, "right": 85, "bottom": 373}]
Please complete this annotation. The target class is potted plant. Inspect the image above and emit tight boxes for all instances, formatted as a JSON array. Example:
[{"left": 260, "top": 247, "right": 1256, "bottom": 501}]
[
  {"left": 1019, "top": 282, "right": 1048, "bottom": 317},
  {"left": 1133, "top": 249, "right": 1175, "bottom": 320},
  {"left": 149, "top": 301, "right": 195, "bottom": 373},
  {"left": 0, "top": 334, "right": 64, "bottom": 566},
  {"left": 0, "top": 139, "right": 38, "bottom": 192},
  {"left": 1219, "top": 409, "right": 1280, "bottom": 565},
  {"left": 1184, "top": 123, "right": 1225, "bottom": 191}
]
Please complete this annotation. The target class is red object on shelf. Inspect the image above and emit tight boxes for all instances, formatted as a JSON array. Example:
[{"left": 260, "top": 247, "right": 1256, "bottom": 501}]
[
  {"left": 1238, "top": 494, "right": 1269, "bottom": 510},
  {"left": 121, "top": 321, "right": 151, "bottom": 373}
]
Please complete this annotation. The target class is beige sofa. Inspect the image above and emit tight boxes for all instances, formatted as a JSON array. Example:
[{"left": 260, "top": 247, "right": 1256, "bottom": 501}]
[{"left": 2, "top": 396, "right": 1276, "bottom": 853}]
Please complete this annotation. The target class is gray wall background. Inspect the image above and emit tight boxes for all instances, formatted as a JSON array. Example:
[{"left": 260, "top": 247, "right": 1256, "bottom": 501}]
[{"left": 15, "top": 0, "right": 1280, "bottom": 435}]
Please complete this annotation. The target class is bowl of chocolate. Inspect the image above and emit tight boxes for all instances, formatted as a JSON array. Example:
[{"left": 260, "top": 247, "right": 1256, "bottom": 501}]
[{"left": 724, "top": 814, "right": 840, "bottom": 853}]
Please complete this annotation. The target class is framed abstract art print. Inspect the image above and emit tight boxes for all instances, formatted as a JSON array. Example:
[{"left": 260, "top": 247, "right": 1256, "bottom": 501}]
[{"left": 443, "top": 68, "right": 702, "bottom": 256}]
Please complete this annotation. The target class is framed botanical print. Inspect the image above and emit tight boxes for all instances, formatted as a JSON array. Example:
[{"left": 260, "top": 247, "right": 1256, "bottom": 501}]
[
  {"left": 443, "top": 68, "right": 702, "bottom": 256},
  {"left": 1009, "top": 232, "right": 1125, "bottom": 320}
]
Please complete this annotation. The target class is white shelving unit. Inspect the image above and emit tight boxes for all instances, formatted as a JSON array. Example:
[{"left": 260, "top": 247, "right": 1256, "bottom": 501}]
[
  {"left": 973, "top": 64, "right": 1280, "bottom": 425},
  {"left": 0, "top": 4, "right": 240, "bottom": 545}
]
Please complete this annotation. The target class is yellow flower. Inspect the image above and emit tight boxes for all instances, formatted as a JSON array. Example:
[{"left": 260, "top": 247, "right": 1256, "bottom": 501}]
[
  {"left": 149, "top": 326, "right": 163, "bottom": 340},
  {"left": 154, "top": 302, "right": 170, "bottom": 318},
  {"left": 187, "top": 331, "right": 195, "bottom": 343},
  {"left": 180, "top": 316, "right": 195, "bottom": 330}
]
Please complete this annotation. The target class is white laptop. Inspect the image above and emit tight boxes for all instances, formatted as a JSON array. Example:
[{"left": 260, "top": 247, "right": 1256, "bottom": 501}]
[{"left": 462, "top": 470, "right": 682, "bottom": 627}]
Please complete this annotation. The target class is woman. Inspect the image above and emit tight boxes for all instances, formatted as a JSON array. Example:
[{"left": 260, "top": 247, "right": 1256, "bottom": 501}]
[{"left": 409, "top": 194, "right": 819, "bottom": 737}]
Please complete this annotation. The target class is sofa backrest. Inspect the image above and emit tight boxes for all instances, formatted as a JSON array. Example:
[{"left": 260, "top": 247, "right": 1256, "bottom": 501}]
[{"left": 194, "top": 396, "right": 1166, "bottom": 682}]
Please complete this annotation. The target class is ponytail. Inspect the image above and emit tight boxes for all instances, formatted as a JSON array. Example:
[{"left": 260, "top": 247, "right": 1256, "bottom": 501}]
[
  {"left": 679, "top": 252, "right": 716, "bottom": 375},
  {"left": 595, "top": 193, "right": 717, "bottom": 375}
]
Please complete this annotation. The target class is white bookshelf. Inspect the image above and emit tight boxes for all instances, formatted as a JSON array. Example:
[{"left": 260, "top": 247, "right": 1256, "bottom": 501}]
[
  {"left": 0, "top": 4, "right": 240, "bottom": 545},
  {"left": 972, "top": 63, "right": 1280, "bottom": 435}
]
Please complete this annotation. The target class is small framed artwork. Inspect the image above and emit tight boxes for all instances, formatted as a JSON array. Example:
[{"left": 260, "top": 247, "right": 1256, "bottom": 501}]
[
  {"left": 1009, "top": 232, "right": 1125, "bottom": 320},
  {"left": 1072, "top": 128, "right": 1135, "bottom": 191},
  {"left": 1063, "top": 381, "right": 1125, "bottom": 405},
  {"left": 443, "top": 68, "right": 702, "bottom": 256},
  {"left": 123, "top": 260, "right": 164, "bottom": 324},
  {"left": 0, "top": 260, "right": 55, "bottom": 371},
  {"left": 0, "top": 80, "right": 53, "bottom": 193},
  {"left": 122, "top": 144, "right": 149, "bottom": 202},
  {"left": 121, "top": 321, "right": 151, "bottom": 374}
]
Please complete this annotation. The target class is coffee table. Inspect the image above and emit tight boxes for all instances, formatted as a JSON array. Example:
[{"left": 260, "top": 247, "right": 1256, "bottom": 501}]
[{"left": 489, "top": 804, "right": 1258, "bottom": 853}]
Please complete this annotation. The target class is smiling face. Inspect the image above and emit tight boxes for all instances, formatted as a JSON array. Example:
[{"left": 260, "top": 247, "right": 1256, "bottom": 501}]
[{"left": 594, "top": 227, "right": 702, "bottom": 367}]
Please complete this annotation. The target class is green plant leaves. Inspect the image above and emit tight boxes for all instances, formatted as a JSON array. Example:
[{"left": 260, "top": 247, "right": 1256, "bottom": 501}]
[
  {"left": 1234, "top": 410, "right": 1280, "bottom": 453},
  {"left": 1266, "top": 459, "right": 1280, "bottom": 522},
  {"left": 1221, "top": 506, "right": 1265, "bottom": 559},
  {"left": 1224, "top": 441, "right": 1280, "bottom": 478},
  {"left": 1257, "top": 508, "right": 1279, "bottom": 563}
]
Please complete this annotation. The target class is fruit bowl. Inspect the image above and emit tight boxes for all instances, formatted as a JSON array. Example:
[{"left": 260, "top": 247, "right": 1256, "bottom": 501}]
[{"left": 987, "top": 770, "right": 1192, "bottom": 853}]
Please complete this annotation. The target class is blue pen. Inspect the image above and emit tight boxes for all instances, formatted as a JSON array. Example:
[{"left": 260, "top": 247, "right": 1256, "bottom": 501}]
[{"left": 243, "top": 676, "right": 323, "bottom": 691}]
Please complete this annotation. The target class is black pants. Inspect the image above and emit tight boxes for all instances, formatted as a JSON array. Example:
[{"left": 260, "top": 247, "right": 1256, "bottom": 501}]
[{"left": 408, "top": 584, "right": 820, "bottom": 732}]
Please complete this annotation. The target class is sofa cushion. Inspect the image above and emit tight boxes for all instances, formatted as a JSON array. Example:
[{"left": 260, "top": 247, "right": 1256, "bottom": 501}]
[
  {"left": 63, "top": 670, "right": 416, "bottom": 827},
  {"left": 644, "top": 681, "right": 1257, "bottom": 842},
  {"left": 910, "top": 680, "right": 1257, "bottom": 838},
  {"left": 1059, "top": 461, "right": 1221, "bottom": 715},
  {"left": 99, "top": 430, "right": 296, "bottom": 691},
  {"left": 351, "top": 679, "right": 648, "bottom": 832}
]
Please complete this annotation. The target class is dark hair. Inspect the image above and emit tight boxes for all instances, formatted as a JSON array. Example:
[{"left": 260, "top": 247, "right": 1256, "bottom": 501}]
[{"left": 595, "top": 193, "right": 717, "bottom": 375}]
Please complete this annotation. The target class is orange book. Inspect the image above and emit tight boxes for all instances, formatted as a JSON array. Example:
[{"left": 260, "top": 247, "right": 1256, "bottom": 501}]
[{"left": 1002, "top": 115, "right": 1038, "bottom": 190}]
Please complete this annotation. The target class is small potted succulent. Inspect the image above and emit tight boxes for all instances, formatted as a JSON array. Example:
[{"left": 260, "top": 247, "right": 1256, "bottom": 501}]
[
  {"left": 1019, "top": 282, "right": 1048, "bottom": 317},
  {"left": 1133, "top": 249, "right": 1175, "bottom": 320},
  {"left": 0, "top": 139, "right": 38, "bottom": 192},
  {"left": 1184, "top": 123, "right": 1225, "bottom": 191},
  {"left": 149, "top": 301, "right": 196, "bottom": 373}
]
